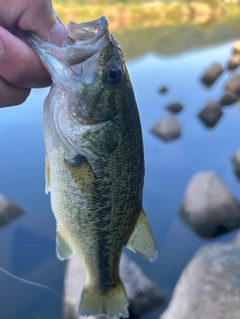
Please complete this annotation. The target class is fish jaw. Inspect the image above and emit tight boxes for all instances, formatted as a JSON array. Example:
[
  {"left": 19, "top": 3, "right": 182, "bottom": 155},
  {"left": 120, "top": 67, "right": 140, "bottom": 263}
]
[{"left": 27, "top": 16, "right": 110, "bottom": 90}]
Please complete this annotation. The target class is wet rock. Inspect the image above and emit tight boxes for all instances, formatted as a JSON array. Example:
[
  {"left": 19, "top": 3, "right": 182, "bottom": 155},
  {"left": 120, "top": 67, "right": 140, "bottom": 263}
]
[
  {"left": 63, "top": 253, "right": 164, "bottom": 319},
  {"left": 198, "top": 101, "right": 223, "bottom": 128},
  {"left": 225, "top": 74, "right": 240, "bottom": 96},
  {"left": 219, "top": 91, "right": 238, "bottom": 106},
  {"left": 180, "top": 171, "right": 240, "bottom": 238},
  {"left": 0, "top": 194, "right": 24, "bottom": 227},
  {"left": 158, "top": 86, "right": 168, "bottom": 94},
  {"left": 227, "top": 55, "right": 240, "bottom": 71},
  {"left": 201, "top": 63, "right": 223, "bottom": 87},
  {"left": 160, "top": 242, "right": 240, "bottom": 319},
  {"left": 151, "top": 116, "right": 181, "bottom": 142},
  {"left": 232, "top": 149, "right": 240, "bottom": 179},
  {"left": 233, "top": 41, "right": 240, "bottom": 55},
  {"left": 165, "top": 102, "right": 183, "bottom": 114}
]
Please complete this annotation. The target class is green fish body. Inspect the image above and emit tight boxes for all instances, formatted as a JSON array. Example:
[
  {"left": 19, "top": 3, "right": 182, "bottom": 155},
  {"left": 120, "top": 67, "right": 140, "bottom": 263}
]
[{"left": 28, "top": 16, "right": 157, "bottom": 318}]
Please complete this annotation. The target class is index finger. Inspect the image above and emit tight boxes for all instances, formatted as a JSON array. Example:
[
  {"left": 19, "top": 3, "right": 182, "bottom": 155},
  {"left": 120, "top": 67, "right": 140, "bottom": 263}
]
[{"left": 0, "top": 27, "right": 51, "bottom": 89}]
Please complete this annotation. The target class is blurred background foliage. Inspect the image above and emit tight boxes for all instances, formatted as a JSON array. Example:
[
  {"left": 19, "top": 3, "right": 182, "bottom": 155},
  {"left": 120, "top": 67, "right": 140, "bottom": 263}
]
[{"left": 52, "top": 0, "right": 240, "bottom": 31}]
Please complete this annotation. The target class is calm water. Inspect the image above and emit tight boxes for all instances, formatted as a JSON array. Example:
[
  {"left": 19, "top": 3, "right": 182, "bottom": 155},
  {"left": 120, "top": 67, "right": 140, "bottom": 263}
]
[{"left": 1, "top": 26, "right": 240, "bottom": 318}]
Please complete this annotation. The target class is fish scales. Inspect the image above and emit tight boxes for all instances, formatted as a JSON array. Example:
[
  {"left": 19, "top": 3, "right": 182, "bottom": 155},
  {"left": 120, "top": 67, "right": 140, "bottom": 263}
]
[{"left": 28, "top": 16, "right": 157, "bottom": 319}]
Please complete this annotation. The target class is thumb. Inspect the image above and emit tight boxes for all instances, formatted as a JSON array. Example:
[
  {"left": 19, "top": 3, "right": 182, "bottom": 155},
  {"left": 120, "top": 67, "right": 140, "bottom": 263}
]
[{"left": 16, "top": 0, "right": 67, "bottom": 46}]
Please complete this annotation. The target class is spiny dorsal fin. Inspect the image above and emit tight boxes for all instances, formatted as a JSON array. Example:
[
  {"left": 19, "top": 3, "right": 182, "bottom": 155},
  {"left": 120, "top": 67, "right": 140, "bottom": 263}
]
[
  {"left": 64, "top": 154, "right": 97, "bottom": 195},
  {"left": 126, "top": 208, "right": 157, "bottom": 262},
  {"left": 56, "top": 225, "right": 75, "bottom": 260},
  {"left": 45, "top": 155, "right": 51, "bottom": 194}
]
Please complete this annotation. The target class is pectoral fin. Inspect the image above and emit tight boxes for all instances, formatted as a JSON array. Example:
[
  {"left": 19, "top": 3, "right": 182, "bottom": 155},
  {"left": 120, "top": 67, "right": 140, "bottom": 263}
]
[
  {"left": 64, "top": 155, "right": 97, "bottom": 194},
  {"left": 56, "top": 226, "right": 75, "bottom": 260},
  {"left": 126, "top": 208, "right": 157, "bottom": 262},
  {"left": 45, "top": 155, "right": 51, "bottom": 194}
]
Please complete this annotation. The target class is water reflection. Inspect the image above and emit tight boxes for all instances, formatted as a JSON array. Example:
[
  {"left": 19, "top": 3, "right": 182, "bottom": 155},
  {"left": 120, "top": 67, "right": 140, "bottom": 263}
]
[{"left": 1, "top": 26, "right": 240, "bottom": 318}]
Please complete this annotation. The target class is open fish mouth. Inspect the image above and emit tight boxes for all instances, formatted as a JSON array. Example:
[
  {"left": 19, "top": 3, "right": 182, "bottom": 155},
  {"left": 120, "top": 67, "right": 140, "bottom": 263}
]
[
  {"left": 65, "top": 16, "right": 109, "bottom": 44},
  {"left": 27, "top": 16, "right": 110, "bottom": 70}
]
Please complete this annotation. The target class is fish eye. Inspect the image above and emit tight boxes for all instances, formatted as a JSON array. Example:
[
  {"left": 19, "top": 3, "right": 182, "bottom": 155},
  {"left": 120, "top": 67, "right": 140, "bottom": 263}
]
[{"left": 105, "top": 65, "right": 122, "bottom": 85}]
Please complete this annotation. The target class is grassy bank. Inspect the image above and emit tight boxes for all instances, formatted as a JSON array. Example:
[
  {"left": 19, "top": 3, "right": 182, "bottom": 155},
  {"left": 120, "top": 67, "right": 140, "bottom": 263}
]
[{"left": 52, "top": 1, "right": 235, "bottom": 30}]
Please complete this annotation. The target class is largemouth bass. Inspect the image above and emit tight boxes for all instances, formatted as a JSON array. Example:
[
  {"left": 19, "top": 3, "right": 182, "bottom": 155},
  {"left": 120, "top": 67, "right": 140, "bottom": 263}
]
[{"left": 28, "top": 16, "right": 157, "bottom": 318}]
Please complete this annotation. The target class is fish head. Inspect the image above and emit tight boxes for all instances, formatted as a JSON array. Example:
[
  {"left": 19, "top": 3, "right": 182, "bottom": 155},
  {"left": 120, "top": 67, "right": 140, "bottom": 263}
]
[{"left": 28, "top": 16, "right": 135, "bottom": 125}]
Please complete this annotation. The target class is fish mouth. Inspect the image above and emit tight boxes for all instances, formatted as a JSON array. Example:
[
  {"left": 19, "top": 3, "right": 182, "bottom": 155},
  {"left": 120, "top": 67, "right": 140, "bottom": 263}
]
[
  {"left": 27, "top": 16, "right": 110, "bottom": 75},
  {"left": 65, "top": 16, "right": 109, "bottom": 45}
]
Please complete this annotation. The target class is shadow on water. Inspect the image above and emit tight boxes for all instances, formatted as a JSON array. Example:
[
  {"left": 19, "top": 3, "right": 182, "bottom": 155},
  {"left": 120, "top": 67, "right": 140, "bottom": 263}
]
[{"left": 1, "top": 18, "right": 240, "bottom": 319}]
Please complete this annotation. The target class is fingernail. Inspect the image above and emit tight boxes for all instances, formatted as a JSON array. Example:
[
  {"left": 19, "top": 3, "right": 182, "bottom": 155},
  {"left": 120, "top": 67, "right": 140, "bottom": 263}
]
[
  {"left": 0, "top": 38, "right": 5, "bottom": 56},
  {"left": 49, "top": 17, "right": 68, "bottom": 46}
]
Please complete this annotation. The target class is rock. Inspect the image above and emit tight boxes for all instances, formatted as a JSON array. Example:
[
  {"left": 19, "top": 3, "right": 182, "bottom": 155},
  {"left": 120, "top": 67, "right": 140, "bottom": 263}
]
[
  {"left": 225, "top": 74, "right": 240, "bottom": 96},
  {"left": 233, "top": 40, "right": 240, "bottom": 55},
  {"left": 151, "top": 116, "right": 181, "bottom": 142},
  {"left": 201, "top": 63, "right": 223, "bottom": 87},
  {"left": 179, "top": 171, "right": 240, "bottom": 238},
  {"left": 219, "top": 91, "right": 238, "bottom": 106},
  {"left": 227, "top": 55, "right": 240, "bottom": 71},
  {"left": 231, "top": 149, "right": 240, "bottom": 179},
  {"left": 0, "top": 194, "right": 24, "bottom": 227},
  {"left": 198, "top": 101, "right": 223, "bottom": 128},
  {"left": 165, "top": 102, "right": 183, "bottom": 114},
  {"left": 63, "top": 253, "right": 164, "bottom": 319},
  {"left": 158, "top": 86, "right": 168, "bottom": 94},
  {"left": 160, "top": 242, "right": 240, "bottom": 319}
]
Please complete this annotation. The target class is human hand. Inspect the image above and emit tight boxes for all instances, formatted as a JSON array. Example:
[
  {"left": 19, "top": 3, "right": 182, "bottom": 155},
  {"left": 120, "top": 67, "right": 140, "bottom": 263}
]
[{"left": 0, "top": 0, "right": 67, "bottom": 107}]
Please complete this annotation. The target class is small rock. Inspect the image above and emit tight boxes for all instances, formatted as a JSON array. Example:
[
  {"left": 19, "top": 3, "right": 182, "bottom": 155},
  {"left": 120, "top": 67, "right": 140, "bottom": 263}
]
[
  {"left": 198, "top": 101, "right": 223, "bottom": 128},
  {"left": 219, "top": 91, "right": 238, "bottom": 106},
  {"left": 180, "top": 171, "right": 240, "bottom": 238},
  {"left": 227, "top": 55, "right": 240, "bottom": 71},
  {"left": 160, "top": 242, "right": 240, "bottom": 319},
  {"left": 225, "top": 74, "right": 240, "bottom": 96},
  {"left": 165, "top": 102, "right": 183, "bottom": 114},
  {"left": 201, "top": 63, "right": 223, "bottom": 87},
  {"left": 0, "top": 194, "right": 24, "bottom": 227},
  {"left": 158, "top": 86, "right": 168, "bottom": 94},
  {"left": 63, "top": 253, "right": 164, "bottom": 319},
  {"left": 151, "top": 116, "right": 181, "bottom": 142},
  {"left": 231, "top": 149, "right": 240, "bottom": 179},
  {"left": 233, "top": 40, "right": 240, "bottom": 55}
]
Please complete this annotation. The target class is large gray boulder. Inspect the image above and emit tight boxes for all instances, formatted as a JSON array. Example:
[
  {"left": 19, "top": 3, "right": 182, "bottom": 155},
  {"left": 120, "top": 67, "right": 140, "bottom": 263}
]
[
  {"left": 0, "top": 194, "right": 24, "bottom": 227},
  {"left": 160, "top": 241, "right": 240, "bottom": 319},
  {"left": 180, "top": 171, "right": 240, "bottom": 238},
  {"left": 151, "top": 116, "right": 181, "bottom": 142},
  {"left": 63, "top": 253, "right": 164, "bottom": 319}
]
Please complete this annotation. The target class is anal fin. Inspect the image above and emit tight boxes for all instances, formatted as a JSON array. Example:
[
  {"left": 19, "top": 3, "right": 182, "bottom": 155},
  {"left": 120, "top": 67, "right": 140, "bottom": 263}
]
[
  {"left": 126, "top": 208, "right": 157, "bottom": 262},
  {"left": 56, "top": 226, "right": 75, "bottom": 260}
]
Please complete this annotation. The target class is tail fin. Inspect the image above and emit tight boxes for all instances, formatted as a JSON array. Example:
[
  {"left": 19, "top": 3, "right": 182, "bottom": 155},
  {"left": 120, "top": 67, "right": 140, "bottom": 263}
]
[{"left": 79, "top": 282, "right": 129, "bottom": 318}]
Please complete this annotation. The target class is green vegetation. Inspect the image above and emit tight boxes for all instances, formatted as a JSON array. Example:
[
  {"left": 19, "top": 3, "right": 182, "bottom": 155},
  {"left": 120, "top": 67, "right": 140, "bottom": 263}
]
[{"left": 52, "top": 0, "right": 239, "bottom": 30}]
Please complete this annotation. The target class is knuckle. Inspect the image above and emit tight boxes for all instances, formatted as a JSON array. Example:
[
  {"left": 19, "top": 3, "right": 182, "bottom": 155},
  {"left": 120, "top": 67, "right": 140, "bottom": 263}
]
[{"left": 0, "top": 79, "right": 31, "bottom": 107}]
